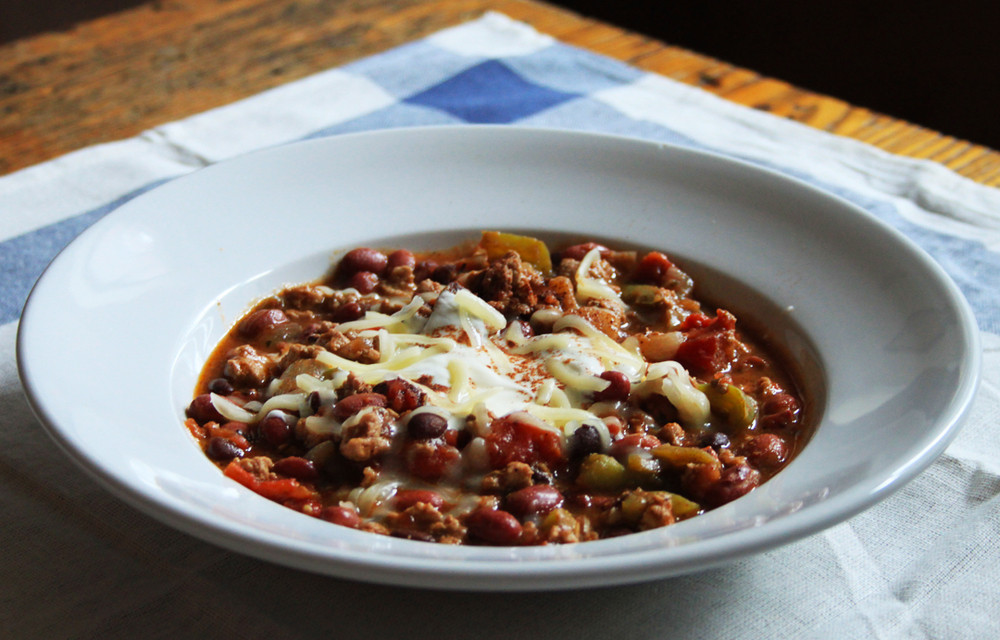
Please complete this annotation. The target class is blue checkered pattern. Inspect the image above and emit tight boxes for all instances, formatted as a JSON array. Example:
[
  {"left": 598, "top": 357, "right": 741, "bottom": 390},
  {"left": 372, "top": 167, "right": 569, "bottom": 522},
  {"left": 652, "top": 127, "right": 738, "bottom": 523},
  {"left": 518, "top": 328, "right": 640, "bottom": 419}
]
[{"left": 2, "top": 22, "right": 997, "bottom": 333}]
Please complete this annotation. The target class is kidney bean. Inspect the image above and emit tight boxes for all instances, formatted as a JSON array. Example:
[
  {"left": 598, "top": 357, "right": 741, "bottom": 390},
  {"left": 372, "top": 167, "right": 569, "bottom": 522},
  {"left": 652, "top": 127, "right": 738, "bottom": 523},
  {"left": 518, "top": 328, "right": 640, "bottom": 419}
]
[
  {"left": 333, "top": 392, "right": 387, "bottom": 420},
  {"left": 759, "top": 393, "right": 802, "bottom": 430},
  {"left": 187, "top": 393, "right": 225, "bottom": 425},
  {"left": 743, "top": 433, "right": 789, "bottom": 469},
  {"left": 374, "top": 378, "right": 426, "bottom": 413},
  {"left": 208, "top": 377, "right": 234, "bottom": 396},
  {"left": 466, "top": 508, "right": 523, "bottom": 545},
  {"left": 238, "top": 308, "right": 288, "bottom": 338},
  {"left": 609, "top": 433, "right": 662, "bottom": 459},
  {"left": 593, "top": 371, "right": 631, "bottom": 402},
  {"left": 259, "top": 414, "right": 292, "bottom": 447},
  {"left": 206, "top": 436, "right": 244, "bottom": 461},
  {"left": 566, "top": 492, "right": 616, "bottom": 510},
  {"left": 350, "top": 271, "right": 379, "bottom": 294},
  {"left": 406, "top": 412, "right": 448, "bottom": 440},
  {"left": 704, "top": 464, "right": 761, "bottom": 508},
  {"left": 569, "top": 424, "right": 602, "bottom": 460},
  {"left": 341, "top": 248, "right": 388, "bottom": 276},
  {"left": 393, "top": 489, "right": 446, "bottom": 510},
  {"left": 320, "top": 505, "right": 360, "bottom": 528},
  {"left": 413, "top": 259, "right": 438, "bottom": 281},
  {"left": 505, "top": 485, "right": 564, "bottom": 518},
  {"left": 330, "top": 301, "right": 364, "bottom": 323},
  {"left": 273, "top": 456, "right": 318, "bottom": 481},
  {"left": 387, "top": 249, "right": 416, "bottom": 271},
  {"left": 561, "top": 242, "right": 609, "bottom": 261}
]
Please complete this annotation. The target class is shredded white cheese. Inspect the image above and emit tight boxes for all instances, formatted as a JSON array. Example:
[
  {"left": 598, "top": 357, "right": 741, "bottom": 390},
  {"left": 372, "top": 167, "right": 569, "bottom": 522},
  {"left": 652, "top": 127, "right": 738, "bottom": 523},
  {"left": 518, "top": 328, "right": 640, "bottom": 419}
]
[
  {"left": 575, "top": 247, "right": 618, "bottom": 302},
  {"left": 238, "top": 287, "right": 711, "bottom": 451}
]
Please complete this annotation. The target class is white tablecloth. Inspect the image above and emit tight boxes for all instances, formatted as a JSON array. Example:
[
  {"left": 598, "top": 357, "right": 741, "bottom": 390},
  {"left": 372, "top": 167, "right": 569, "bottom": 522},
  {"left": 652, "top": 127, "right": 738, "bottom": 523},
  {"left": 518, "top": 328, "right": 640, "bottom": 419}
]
[{"left": 2, "top": 13, "right": 998, "bottom": 638}]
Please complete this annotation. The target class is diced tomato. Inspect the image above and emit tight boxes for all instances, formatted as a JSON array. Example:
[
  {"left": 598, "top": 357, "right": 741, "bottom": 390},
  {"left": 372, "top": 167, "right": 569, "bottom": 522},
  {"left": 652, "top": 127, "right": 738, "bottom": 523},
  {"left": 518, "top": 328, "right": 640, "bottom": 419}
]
[
  {"left": 634, "top": 251, "right": 674, "bottom": 285},
  {"left": 184, "top": 417, "right": 206, "bottom": 440},
  {"left": 677, "top": 312, "right": 714, "bottom": 330},
  {"left": 252, "top": 478, "right": 316, "bottom": 502},
  {"left": 223, "top": 460, "right": 316, "bottom": 504},
  {"left": 405, "top": 442, "right": 461, "bottom": 482},
  {"left": 206, "top": 424, "right": 250, "bottom": 450},
  {"left": 223, "top": 460, "right": 256, "bottom": 486},
  {"left": 675, "top": 309, "right": 739, "bottom": 377},
  {"left": 485, "top": 415, "right": 564, "bottom": 469}
]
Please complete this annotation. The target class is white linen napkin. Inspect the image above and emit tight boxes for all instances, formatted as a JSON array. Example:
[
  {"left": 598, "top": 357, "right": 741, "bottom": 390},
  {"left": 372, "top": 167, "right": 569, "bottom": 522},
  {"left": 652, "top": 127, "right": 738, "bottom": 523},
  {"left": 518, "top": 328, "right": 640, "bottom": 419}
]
[{"left": 2, "top": 13, "right": 998, "bottom": 639}]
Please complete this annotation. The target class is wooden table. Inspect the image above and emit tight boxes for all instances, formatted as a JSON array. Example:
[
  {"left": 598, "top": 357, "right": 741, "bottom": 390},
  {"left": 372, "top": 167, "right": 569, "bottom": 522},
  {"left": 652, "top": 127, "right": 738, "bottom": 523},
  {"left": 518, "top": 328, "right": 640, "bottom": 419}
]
[{"left": 3, "top": 0, "right": 999, "bottom": 186}]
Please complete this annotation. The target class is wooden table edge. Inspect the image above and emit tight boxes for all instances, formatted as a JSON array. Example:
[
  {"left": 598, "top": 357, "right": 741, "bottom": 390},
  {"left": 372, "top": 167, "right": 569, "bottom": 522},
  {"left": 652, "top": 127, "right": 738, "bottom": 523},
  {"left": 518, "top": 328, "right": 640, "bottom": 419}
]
[{"left": 2, "top": 0, "right": 999, "bottom": 187}]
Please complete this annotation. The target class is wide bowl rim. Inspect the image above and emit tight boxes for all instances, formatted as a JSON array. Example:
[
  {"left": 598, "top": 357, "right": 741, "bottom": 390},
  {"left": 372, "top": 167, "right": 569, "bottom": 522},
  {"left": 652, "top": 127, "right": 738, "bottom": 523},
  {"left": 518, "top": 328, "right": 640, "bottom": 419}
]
[{"left": 16, "top": 125, "right": 982, "bottom": 590}]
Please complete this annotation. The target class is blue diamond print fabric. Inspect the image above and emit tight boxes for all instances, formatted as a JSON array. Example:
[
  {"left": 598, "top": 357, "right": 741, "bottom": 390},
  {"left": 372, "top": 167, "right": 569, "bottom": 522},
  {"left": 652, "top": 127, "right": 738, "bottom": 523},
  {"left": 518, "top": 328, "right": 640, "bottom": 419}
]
[
  {"left": 405, "top": 59, "right": 580, "bottom": 123},
  {"left": 3, "top": 12, "right": 1000, "bottom": 333}
]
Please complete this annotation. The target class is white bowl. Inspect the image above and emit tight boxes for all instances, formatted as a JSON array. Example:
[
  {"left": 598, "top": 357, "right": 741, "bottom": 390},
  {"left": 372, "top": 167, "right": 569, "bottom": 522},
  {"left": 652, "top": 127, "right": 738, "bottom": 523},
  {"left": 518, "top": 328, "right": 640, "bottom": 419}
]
[{"left": 17, "top": 126, "right": 980, "bottom": 590}]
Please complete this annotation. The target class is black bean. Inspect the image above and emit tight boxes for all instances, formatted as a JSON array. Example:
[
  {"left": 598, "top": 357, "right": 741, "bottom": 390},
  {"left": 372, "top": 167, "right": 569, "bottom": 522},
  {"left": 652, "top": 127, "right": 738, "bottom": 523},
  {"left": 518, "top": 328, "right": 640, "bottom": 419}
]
[
  {"left": 208, "top": 378, "right": 234, "bottom": 396},
  {"left": 431, "top": 263, "right": 458, "bottom": 284},
  {"left": 308, "top": 391, "right": 322, "bottom": 413},
  {"left": 407, "top": 413, "right": 448, "bottom": 440},
  {"left": 569, "top": 424, "right": 602, "bottom": 459},
  {"left": 699, "top": 431, "right": 731, "bottom": 451},
  {"left": 531, "top": 468, "right": 553, "bottom": 485}
]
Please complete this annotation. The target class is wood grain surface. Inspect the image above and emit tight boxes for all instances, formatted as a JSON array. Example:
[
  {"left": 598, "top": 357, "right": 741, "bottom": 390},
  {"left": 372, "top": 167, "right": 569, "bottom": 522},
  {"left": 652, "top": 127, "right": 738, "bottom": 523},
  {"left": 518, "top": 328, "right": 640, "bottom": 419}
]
[{"left": 3, "top": 0, "right": 999, "bottom": 186}]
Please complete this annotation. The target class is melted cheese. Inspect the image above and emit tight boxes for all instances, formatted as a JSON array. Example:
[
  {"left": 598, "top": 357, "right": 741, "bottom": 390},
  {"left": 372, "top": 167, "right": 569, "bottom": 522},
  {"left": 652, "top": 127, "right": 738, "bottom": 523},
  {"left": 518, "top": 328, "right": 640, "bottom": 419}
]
[
  {"left": 336, "top": 296, "right": 425, "bottom": 333},
  {"left": 246, "top": 285, "right": 703, "bottom": 450},
  {"left": 575, "top": 247, "right": 619, "bottom": 302},
  {"left": 309, "top": 287, "right": 645, "bottom": 435}
]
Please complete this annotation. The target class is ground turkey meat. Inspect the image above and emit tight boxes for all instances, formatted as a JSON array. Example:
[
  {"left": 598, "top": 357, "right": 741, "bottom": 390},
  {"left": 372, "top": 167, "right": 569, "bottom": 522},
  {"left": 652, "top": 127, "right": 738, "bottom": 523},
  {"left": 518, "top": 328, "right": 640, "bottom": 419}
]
[
  {"left": 480, "top": 462, "right": 535, "bottom": 494},
  {"left": 224, "top": 345, "right": 274, "bottom": 387},
  {"left": 340, "top": 406, "right": 396, "bottom": 462},
  {"left": 386, "top": 502, "right": 467, "bottom": 544},
  {"left": 466, "top": 251, "right": 545, "bottom": 318}
]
